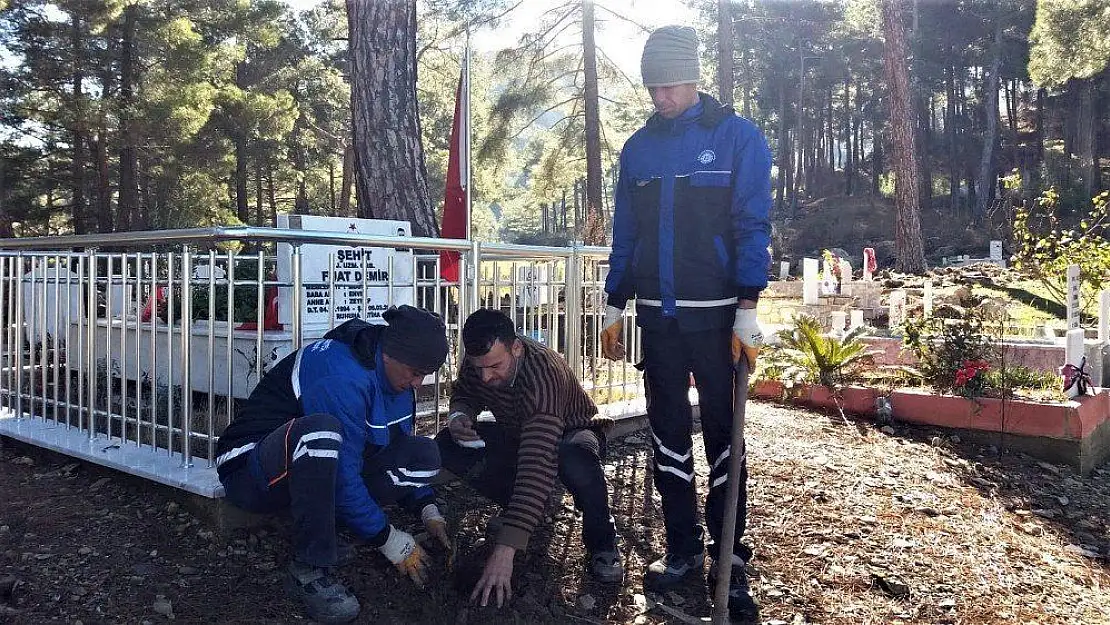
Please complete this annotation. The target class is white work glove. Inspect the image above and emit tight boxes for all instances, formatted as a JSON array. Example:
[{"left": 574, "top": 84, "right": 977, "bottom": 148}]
[
  {"left": 448, "top": 410, "right": 485, "bottom": 449},
  {"left": 379, "top": 526, "right": 430, "bottom": 587},
  {"left": 732, "top": 308, "right": 763, "bottom": 370},
  {"left": 421, "top": 503, "right": 451, "bottom": 549},
  {"left": 600, "top": 305, "right": 626, "bottom": 360}
]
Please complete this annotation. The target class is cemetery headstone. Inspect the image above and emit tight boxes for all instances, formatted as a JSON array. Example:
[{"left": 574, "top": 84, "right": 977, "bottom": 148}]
[
  {"left": 849, "top": 309, "right": 865, "bottom": 331},
  {"left": 803, "top": 258, "right": 819, "bottom": 305},
  {"left": 276, "top": 215, "right": 415, "bottom": 329},
  {"left": 1066, "top": 264, "right": 1080, "bottom": 331},
  {"left": 923, "top": 281, "right": 934, "bottom": 317},
  {"left": 1100, "top": 289, "right": 1109, "bottom": 343},
  {"left": 779, "top": 261, "right": 790, "bottom": 281},
  {"left": 862, "top": 248, "right": 876, "bottom": 281},
  {"left": 889, "top": 289, "right": 907, "bottom": 330}
]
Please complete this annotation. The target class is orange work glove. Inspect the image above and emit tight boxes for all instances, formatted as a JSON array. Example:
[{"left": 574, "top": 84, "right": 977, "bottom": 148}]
[{"left": 600, "top": 305, "right": 626, "bottom": 360}]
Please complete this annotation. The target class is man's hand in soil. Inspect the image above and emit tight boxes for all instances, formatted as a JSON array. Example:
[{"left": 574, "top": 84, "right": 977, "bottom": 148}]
[
  {"left": 379, "top": 526, "right": 431, "bottom": 588},
  {"left": 471, "top": 544, "right": 515, "bottom": 608}
]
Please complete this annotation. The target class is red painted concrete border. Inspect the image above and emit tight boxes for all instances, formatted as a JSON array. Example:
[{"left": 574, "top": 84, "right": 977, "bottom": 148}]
[{"left": 751, "top": 381, "right": 1110, "bottom": 442}]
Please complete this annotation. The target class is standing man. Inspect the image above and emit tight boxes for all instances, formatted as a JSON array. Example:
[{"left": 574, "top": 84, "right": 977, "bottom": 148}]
[
  {"left": 599, "top": 25, "right": 770, "bottom": 622},
  {"left": 215, "top": 306, "right": 452, "bottom": 624},
  {"left": 437, "top": 309, "right": 624, "bottom": 609}
]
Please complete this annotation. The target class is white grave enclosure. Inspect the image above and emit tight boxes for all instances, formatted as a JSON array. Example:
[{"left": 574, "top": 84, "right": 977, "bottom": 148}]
[{"left": 277, "top": 215, "right": 415, "bottom": 329}]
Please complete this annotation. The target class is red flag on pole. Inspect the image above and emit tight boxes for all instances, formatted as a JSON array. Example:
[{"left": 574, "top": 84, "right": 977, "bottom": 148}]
[{"left": 439, "top": 65, "right": 468, "bottom": 282}]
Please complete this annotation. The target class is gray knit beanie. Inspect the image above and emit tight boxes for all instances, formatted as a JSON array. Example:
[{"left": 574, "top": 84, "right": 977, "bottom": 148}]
[{"left": 641, "top": 25, "right": 700, "bottom": 87}]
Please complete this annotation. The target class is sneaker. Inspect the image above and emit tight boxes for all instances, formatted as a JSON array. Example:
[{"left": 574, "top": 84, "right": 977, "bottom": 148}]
[
  {"left": 588, "top": 550, "right": 625, "bottom": 584},
  {"left": 644, "top": 552, "right": 705, "bottom": 592},
  {"left": 708, "top": 557, "right": 760, "bottom": 623},
  {"left": 284, "top": 562, "right": 361, "bottom": 624}
]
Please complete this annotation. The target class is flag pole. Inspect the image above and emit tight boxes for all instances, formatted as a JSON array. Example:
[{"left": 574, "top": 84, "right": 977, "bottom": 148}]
[{"left": 463, "top": 27, "right": 472, "bottom": 241}]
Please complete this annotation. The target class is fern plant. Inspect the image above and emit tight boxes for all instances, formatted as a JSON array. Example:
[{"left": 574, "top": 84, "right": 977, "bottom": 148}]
[{"left": 767, "top": 315, "right": 879, "bottom": 388}]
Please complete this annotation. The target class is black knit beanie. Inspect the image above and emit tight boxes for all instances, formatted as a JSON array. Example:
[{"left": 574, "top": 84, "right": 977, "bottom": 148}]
[{"left": 381, "top": 305, "right": 449, "bottom": 373}]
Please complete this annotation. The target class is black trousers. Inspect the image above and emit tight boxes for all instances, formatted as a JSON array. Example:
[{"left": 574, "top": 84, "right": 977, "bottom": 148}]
[
  {"left": 641, "top": 322, "right": 750, "bottom": 560},
  {"left": 221, "top": 413, "right": 439, "bottom": 567},
  {"left": 435, "top": 422, "right": 618, "bottom": 552}
]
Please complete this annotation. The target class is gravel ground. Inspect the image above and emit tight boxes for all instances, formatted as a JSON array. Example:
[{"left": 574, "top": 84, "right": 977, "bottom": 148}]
[{"left": 2, "top": 400, "right": 1109, "bottom": 624}]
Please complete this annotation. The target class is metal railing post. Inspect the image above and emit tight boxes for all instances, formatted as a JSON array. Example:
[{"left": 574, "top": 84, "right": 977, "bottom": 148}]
[{"left": 180, "top": 247, "right": 193, "bottom": 466}]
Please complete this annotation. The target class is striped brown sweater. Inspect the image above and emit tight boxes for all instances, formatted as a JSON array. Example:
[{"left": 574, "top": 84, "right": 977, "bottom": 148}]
[{"left": 450, "top": 337, "right": 602, "bottom": 550}]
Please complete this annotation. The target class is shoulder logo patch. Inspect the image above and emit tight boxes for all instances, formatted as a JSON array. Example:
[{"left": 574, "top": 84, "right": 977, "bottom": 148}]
[{"left": 697, "top": 149, "right": 716, "bottom": 164}]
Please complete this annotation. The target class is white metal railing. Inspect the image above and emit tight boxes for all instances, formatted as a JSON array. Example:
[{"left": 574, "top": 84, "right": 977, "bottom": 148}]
[{"left": 0, "top": 227, "right": 644, "bottom": 485}]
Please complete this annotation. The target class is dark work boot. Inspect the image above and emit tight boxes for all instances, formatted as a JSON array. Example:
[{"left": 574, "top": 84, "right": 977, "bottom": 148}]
[
  {"left": 588, "top": 549, "right": 625, "bottom": 584},
  {"left": 708, "top": 556, "right": 760, "bottom": 623},
  {"left": 644, "top": 551, "right": 705, "bottom": 592}
]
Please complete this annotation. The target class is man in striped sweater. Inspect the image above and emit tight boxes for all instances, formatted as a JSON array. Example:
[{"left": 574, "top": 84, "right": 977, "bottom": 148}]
[{"left": 436, "top": 309, "right": 623, "bottom": 608}]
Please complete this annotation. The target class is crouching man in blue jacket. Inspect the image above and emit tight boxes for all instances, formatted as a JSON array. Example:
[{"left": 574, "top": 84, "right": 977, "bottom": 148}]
[{"left": 215, "top": 305, "right": 451, "bottom": 624}]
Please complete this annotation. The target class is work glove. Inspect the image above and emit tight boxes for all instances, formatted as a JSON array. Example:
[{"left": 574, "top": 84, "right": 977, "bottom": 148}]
[
  {"left": 732, "top": 308, "right": 763, "bottom": 370},
  {"left": 379, "top": 526, "right": 430, "bottom": 588},
  {"left": 421, "top": 503, "right": 451, "bottom": 550},
  {"left": 600, "top": 305, "right": 626, "bottom": 360},
  {"left": 448, "top": 410, "right": 486, "bottom": 449}
]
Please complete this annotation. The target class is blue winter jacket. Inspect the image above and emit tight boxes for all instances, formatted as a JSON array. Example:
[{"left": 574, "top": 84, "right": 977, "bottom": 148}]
[
  {"left": 215, "top": 320, "right": 429, "bottom": 542},
  {"left": 605, "top": 93, "right": 772, "bottom": 332}
]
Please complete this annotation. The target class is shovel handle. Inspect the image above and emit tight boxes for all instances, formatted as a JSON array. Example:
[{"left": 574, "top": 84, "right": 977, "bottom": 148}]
[{"left": 711, "top": 358, "right": 750, "bottom": 624}]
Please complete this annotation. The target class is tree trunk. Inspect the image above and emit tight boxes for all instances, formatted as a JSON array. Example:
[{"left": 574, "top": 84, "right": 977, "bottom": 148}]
[
  {"left": 975, "top": 19, "right": 1003, "bottom": 217},
  {"left": 116, "top": 4, "right": 139, "bottom": 231},
  {"left": 234, "top": 136, "right": 249, "bottom": 224},
  {"left": 268, "top": 164, "right": 278, "bottom": 227},
  {"left": 775, "top": 76, "right": 788, "bottom": 215},
  {"left": 872, "top": 123, "right": 882, "bottom": 196},
  {"left": 70, "top": 12, "right": 87, "bottom": 235},
  {"left": 1076, "top": 78, "right": 1098, "bottom": 200},
  {"left": 346, "top": 0, "right": 437, "bottom": 236},
  {"left": 738, "top": 20, "right": 752, "bottom": 118},
  {"left": 255, "top": 154, "right": 264, "bottom": 225},
  {"left": 1035, "top": 87, "right": 1045, "bottom": 163},
  {"left": 340, "top": 142, "right": 353, "bottom": 216},
  {"left": 844, "top": 74, "right": 853, "bottom": 195},
  {"left": 582, "top": 0, "right": 605, "bottom": 243},
  {"left": 917, "top": 92, "right": 933, "bottom": 210},
  {"left": 947, "top": 64, "right": 960, "bottom": 212},
  {"left": 329, "top": 159, "right": 337, "bottom": 214},
  {"left": 93, "top": 131, "right": 112, "bottom": 233},
  {"left": 880, "top": 0, "right": 926, "bottom": 273},
  {"left": 0, "top": 160, "right": 11, "bottom": 238},
  {"left": 716, "top": 0, "right": 733, "bottom": 107}
]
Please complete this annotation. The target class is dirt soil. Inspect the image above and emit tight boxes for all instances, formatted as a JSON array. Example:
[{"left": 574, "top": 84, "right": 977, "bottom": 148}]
[{"left": 2, "top": 401, "right": 1109, "bottom": 625}]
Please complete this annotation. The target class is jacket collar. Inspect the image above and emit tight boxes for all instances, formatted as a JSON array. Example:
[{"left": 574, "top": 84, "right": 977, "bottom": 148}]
[{"left": 646, "top": 92, "right": 732, "bottom": 133}]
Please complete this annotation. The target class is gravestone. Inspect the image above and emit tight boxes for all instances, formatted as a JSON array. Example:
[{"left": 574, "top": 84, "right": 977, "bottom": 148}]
[
  {"left": 990, "top": 240, "right": 1003, "bottom": 261},
  {"left": 779, "top": 261, "right": 790, "bottom": 281},
  {"left": 849, "top": 309, "right": 865, "bottom": 331},
  {"left": 923, "top": 281, "right": 934, "bottom": 317},
  {"left": 862, "top": 248, "right": 876, "bottom": 281},
  {"left": 889, "top": 289, "right": 907, "bottom": 330},
  {"left": 830, "top": 311, "right": 847, "bottom": 335},
  {"left": 803, "top": 258, "right": 819, "bottom": 305},
  {"left": 1066, "top": 264, "right": 1080, "bottom": 331},
  {"left": 276, "top": 215, "right": 415, "bottom": 330},
  {"left": 1100, "top": 289, "right": 1109, "bottom": 343}
]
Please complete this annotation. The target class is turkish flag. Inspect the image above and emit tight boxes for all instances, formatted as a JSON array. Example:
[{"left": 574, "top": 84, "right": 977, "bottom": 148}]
[{"left": 439, "top": 68, "right": 467, "bottom": 282}]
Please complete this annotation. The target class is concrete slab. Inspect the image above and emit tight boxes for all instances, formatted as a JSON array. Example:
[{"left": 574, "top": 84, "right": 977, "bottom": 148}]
[{"left": 0, "top": 408, "right": 223, "bottom": 498}]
